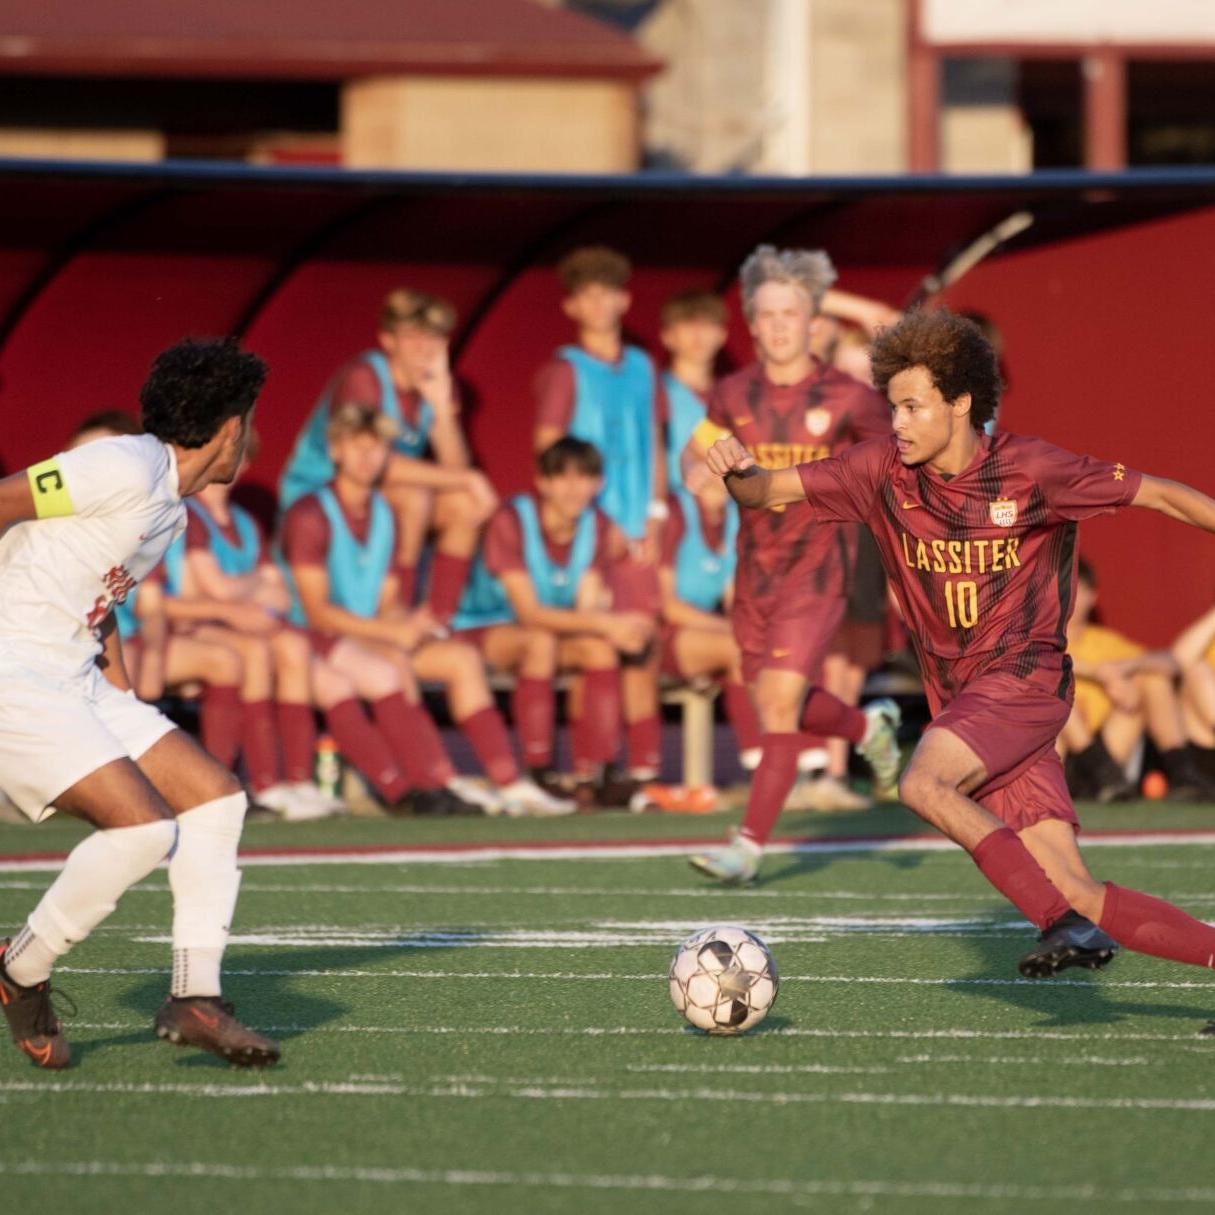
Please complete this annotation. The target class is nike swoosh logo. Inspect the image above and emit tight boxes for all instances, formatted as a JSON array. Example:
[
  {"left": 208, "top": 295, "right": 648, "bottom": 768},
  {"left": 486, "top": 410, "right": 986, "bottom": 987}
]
[
  {"left": 901, "top": 501, "right": 921, "bottom": 510},
  {"left": 21, "top": 1040, "right": 53, "bottom": 1066},
  {"left": 771, "top": 648, "right": 792, "bottom": 658},
  {"left": 190, "top": 1008, "right": 221, "bottom": 1031}
]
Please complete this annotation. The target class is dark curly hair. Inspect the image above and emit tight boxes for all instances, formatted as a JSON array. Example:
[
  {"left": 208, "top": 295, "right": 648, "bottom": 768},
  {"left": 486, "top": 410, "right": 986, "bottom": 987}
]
[
  {"left": 870, "top": 310, "right": 1002, "bottom": 432},
  {"left": 139, "top": 337, "right": 267, "bottom": 448}
]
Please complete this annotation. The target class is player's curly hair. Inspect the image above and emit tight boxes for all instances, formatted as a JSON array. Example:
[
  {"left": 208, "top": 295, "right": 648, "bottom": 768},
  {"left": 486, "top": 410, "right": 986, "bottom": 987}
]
[
  {"left": 869, "top": 309, "right": 1002, "bottom": 432},
  {"left": 739, "top": 245, "right": 836, "bottom": 320},
  {"left": 557, "top": 245, "right": 632, "bottom": 294},
  {"left": 139, "top": 337, "right": 268, "bottom": 448}
]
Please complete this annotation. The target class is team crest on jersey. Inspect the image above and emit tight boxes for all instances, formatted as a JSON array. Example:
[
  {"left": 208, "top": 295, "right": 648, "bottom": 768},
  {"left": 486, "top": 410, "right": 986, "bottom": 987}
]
[
  {"left": 989, "top": 498, "right": 1017, "bottom": 527},
  {"left": 804, "top": 407, "right": 831, "bottom": 437}
]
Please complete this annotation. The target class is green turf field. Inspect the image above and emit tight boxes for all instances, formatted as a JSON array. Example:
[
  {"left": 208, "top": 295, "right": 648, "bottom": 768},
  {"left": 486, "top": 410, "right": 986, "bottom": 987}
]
[{"left": 2, "top": 804, "right": 1214, "bottom": 1214}]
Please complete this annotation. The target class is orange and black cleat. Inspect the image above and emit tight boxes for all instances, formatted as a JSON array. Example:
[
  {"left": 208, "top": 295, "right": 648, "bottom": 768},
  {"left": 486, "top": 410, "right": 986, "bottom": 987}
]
[
  {"left": 154, "top": 996, "right": 281, "bottom": 1068},
  {"left": 0, "top": 939, "right": 71, "bottom": 1069}
]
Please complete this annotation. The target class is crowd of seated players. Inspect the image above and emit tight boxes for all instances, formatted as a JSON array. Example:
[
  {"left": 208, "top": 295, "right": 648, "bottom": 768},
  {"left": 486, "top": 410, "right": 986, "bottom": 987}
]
[{"left": 12, "top": 245, "right": 1211, "bottom": 825}]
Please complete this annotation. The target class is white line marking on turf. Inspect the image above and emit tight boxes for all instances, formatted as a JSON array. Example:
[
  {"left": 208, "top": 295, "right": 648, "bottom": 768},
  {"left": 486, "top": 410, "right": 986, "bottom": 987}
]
[
  {"left": 3, "top": 1161, "right": 1215, "bottom": 1204},
  {"left": 894, "top": 1054, "right": 1151, "bottom": 1067},
  {"left": 6, "top": 1078, "right": 1215, "bottom": 1114},
  {"left": 4, "top": 829, "right": 1215, "bottom": 871},
  {"left": 51, "top": 963, "right": 1215, "bottom": 990},
  {"left": 62, "top": 1021, "right": 1215, "bottom": 1042}
]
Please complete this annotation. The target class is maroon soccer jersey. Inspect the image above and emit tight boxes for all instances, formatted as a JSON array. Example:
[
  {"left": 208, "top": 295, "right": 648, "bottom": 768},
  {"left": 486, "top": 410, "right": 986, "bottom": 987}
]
[
  {"left": 796, "top": 432, "right": 1142, "bottom": 707},
  {"left": 707, "top": 361, "right": 889, "bottom": 600}
]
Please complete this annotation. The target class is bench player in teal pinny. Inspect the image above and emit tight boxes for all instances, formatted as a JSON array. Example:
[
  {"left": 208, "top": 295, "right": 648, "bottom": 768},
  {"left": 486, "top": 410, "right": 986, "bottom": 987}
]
[
  {"left": 281, "top": 403, "right": 572, "bottom": 818},
  {"left": 279, "top": 287, "right": 497, "bottom": 626},
  {"left": 533, "top": 248, "right": 667, "bottom": 787},
  {"left": 451, "top": 438, "right": 655, "bottom": 804}
]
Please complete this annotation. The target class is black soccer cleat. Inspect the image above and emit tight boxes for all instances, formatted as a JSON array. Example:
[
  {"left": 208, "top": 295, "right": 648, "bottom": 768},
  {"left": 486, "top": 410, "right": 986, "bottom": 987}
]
[
  {"left": 0, "top": 940, "right": 71, "bottom": 1069},
  {"left": 1018, "top": 910, "right": 1118, "bottom": 979},
  {"left": 155, "top": 996, "right": 280, "bottom": 1068}
]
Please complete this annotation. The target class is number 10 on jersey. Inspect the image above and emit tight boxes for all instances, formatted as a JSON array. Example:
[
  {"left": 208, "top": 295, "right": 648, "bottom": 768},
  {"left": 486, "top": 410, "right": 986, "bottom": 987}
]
[{"left": 945, "top": 579, "right": 979, "bottom": 629}]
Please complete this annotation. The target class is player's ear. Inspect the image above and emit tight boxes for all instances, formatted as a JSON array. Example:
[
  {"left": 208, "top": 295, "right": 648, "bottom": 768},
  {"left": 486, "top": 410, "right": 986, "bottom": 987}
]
[
  {"left": 377, "top": 327, "right": 395, "bottom": 356},
  {"left": 561, "top": 296, "right": 580, "bottom": 322},
  {"left": 951, "top": 392, "right": 973, "bottom": 422}
]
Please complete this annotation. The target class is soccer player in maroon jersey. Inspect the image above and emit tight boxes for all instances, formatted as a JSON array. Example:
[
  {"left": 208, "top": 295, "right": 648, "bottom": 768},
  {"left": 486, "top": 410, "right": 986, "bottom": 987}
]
[
  {"left": 708, "top": 308, "right": 1215, "bottom": 1000},
  {"left": 686, "top": 246, "right": 902, "bottom": 884}
]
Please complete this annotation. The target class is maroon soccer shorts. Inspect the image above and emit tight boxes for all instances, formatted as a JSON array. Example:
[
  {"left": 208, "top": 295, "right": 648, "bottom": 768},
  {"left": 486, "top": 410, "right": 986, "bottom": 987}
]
[
  {"left": 732, "top": 587, "right": 846, "bottom": 686},
  {"left": 927, "top": 670, "right": 1078, "bottom": 832}
]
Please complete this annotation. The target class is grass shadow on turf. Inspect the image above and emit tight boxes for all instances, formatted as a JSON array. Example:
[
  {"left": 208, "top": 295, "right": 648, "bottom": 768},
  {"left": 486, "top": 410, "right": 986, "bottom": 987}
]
[{"left": 955, "top": 931, "right": 1214, "bottom": 1031}]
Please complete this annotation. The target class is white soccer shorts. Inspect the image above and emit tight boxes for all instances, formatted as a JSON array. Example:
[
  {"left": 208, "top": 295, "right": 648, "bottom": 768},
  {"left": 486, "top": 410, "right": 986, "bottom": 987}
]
[{"left": 0, "top": 659, "right": 176, "bottom": 821}]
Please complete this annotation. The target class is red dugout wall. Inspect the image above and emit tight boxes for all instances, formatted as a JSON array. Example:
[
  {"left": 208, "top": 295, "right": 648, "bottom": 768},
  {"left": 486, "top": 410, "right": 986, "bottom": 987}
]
[{"left": 0, "top": 161, "right": 1212, "bottom": 644}]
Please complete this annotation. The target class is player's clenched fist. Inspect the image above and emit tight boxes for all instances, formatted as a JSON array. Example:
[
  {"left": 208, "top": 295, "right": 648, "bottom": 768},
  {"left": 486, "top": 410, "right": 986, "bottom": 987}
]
[{"left": 706, "top": 435, "right": 756, "bottom": 477}]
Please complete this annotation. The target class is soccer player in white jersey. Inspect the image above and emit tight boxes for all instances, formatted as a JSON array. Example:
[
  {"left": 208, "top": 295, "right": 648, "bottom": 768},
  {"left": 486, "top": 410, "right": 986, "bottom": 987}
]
[{"left": 0, "top": 337, "right": 279, "bottom": 1069}]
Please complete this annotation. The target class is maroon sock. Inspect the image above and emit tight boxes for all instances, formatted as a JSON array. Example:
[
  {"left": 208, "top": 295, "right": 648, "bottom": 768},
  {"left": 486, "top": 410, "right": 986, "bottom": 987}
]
[
  {"left": 200, "top": 684, "right": 242, "bottom": 768},
  {"left": 276, "top": 702, "right": 316, "bottom": 784},
  {"left": 512, "top": 677, "right": 554, "bottom": 769},
  {"left": 724, "top": 682, "right": 761, "bottom": 754},
  {"left": 739, "top": 733, "right": 803, "bottom": 846},
  {"left": 800, "top": 686, "right": 866, "bottom": 745},
  {"left": 971, "top": 827, "right": 1071, "bottom": 931},
  {"left": 459, "top": 706, "right": 519, "bottom": 786},
  {"left": 242, "top": 699, "right": 280, "bottom": 793},
  {"left": 572, "top": 668, "right": 621, "bottom": 771},
  {"left": 324, "top": 700, "right": 409, "bottom": 801},
  {"left": 397, "top": 563, "right": 417, "bottom": 610},
  {"left": 371, "top": 694, "right": 453, "bottom": 789},
  {"left": 1099, "top": 882, "right": 1215, "bottom": 968},
  {"left": 428, "top": 552, "right": 472, "bottom": 623},
  {"left": 626, "top": 715, "right": 662, "bottom": 775}
]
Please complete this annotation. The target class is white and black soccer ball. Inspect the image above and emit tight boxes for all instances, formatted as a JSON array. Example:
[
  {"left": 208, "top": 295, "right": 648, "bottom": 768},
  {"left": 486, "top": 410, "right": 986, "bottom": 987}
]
[{"left": 668, "top": 925, "right": 778, "bottom": 1034}]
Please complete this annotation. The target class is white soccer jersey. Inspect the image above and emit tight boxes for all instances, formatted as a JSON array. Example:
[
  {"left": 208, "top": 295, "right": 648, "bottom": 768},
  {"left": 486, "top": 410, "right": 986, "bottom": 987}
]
[{"left": 0, "top": 434, "right": 186, "bottom": 678}]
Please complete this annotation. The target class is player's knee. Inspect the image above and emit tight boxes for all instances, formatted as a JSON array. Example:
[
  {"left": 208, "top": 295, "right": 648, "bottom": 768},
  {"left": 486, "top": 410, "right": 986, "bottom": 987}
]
[
  {"left": 897, "top": 763, "right": 940, "bottom": 810},
  {"left": 522, "top": 628, "right": 558, "bottom": 674},
  {"left": 753, "top": 688, "right": 799, "bottom": 731},
  {"left": 271, "top": 628, "right": 311, "bottom": 671},
  {"left": 579, "top": 637, "right": 617, "bottom": 671},
  {"left": 312, "top": 663, "right": 355, "bottom": 709},
  {"left": 210, "top": 645, "right": 243, "bottom": 687},
  {"left": 242, "top": 637, "right": 274, "bottom": 681},
  {"left": 358, "top": 659, "right": 403, "bottom": 701}
]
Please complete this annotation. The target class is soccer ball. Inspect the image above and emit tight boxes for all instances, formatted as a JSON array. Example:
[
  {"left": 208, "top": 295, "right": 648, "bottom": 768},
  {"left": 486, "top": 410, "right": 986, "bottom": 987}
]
[{"left": 668, "top": 925, "right": 779, "bottom": 1034}]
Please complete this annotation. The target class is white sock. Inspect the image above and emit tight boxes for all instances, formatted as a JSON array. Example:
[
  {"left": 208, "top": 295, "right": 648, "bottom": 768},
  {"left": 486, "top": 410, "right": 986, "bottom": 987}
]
[
  {"left": 169, "top": 791, "right": 246, "bottom": 998},
  {"left": 5, "top": 819, "right": 177, "bottom": 987}
]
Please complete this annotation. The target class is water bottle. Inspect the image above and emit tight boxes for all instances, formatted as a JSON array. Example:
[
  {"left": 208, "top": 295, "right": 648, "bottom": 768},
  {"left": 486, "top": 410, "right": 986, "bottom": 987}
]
[{"left": 314, "top": 734, "right": 342, "bottom": 800}]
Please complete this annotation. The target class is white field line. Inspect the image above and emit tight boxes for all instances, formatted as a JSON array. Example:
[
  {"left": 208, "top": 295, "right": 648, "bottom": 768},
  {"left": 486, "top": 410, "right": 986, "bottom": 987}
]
[
  {"left": 60, "top": 1020, "right": 1215, "bottom": 1042},
  {"left": 4, "top": 829, "right": 1215, "bottom": 872},
  {"left": 51, "top": 963, "right": 1215, "bottom": 991},
  {"left": 6, "top": 1076, "right": 1215, "bottom": 1114},
  {"left": 892, "top": 1054, "right": 1150, "bottom": 1067},
  {"left": 3, "top": 1160, "right": 1214, "bottom": 1205}
]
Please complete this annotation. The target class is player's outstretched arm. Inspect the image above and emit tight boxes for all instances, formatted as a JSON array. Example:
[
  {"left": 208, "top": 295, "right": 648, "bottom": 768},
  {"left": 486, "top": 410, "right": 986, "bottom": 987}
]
[
  {"left": 1133, "top": 475, "right": 1215, "bottom": 533},
  {"left": 706, "top": 436, "right": 803, "bottom": 510}
]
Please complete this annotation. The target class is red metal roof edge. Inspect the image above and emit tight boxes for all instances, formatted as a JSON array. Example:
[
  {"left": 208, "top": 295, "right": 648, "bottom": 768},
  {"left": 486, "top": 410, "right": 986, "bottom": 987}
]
[{"left": 0, "top": 35, "right": 663, "bottom": 83}]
